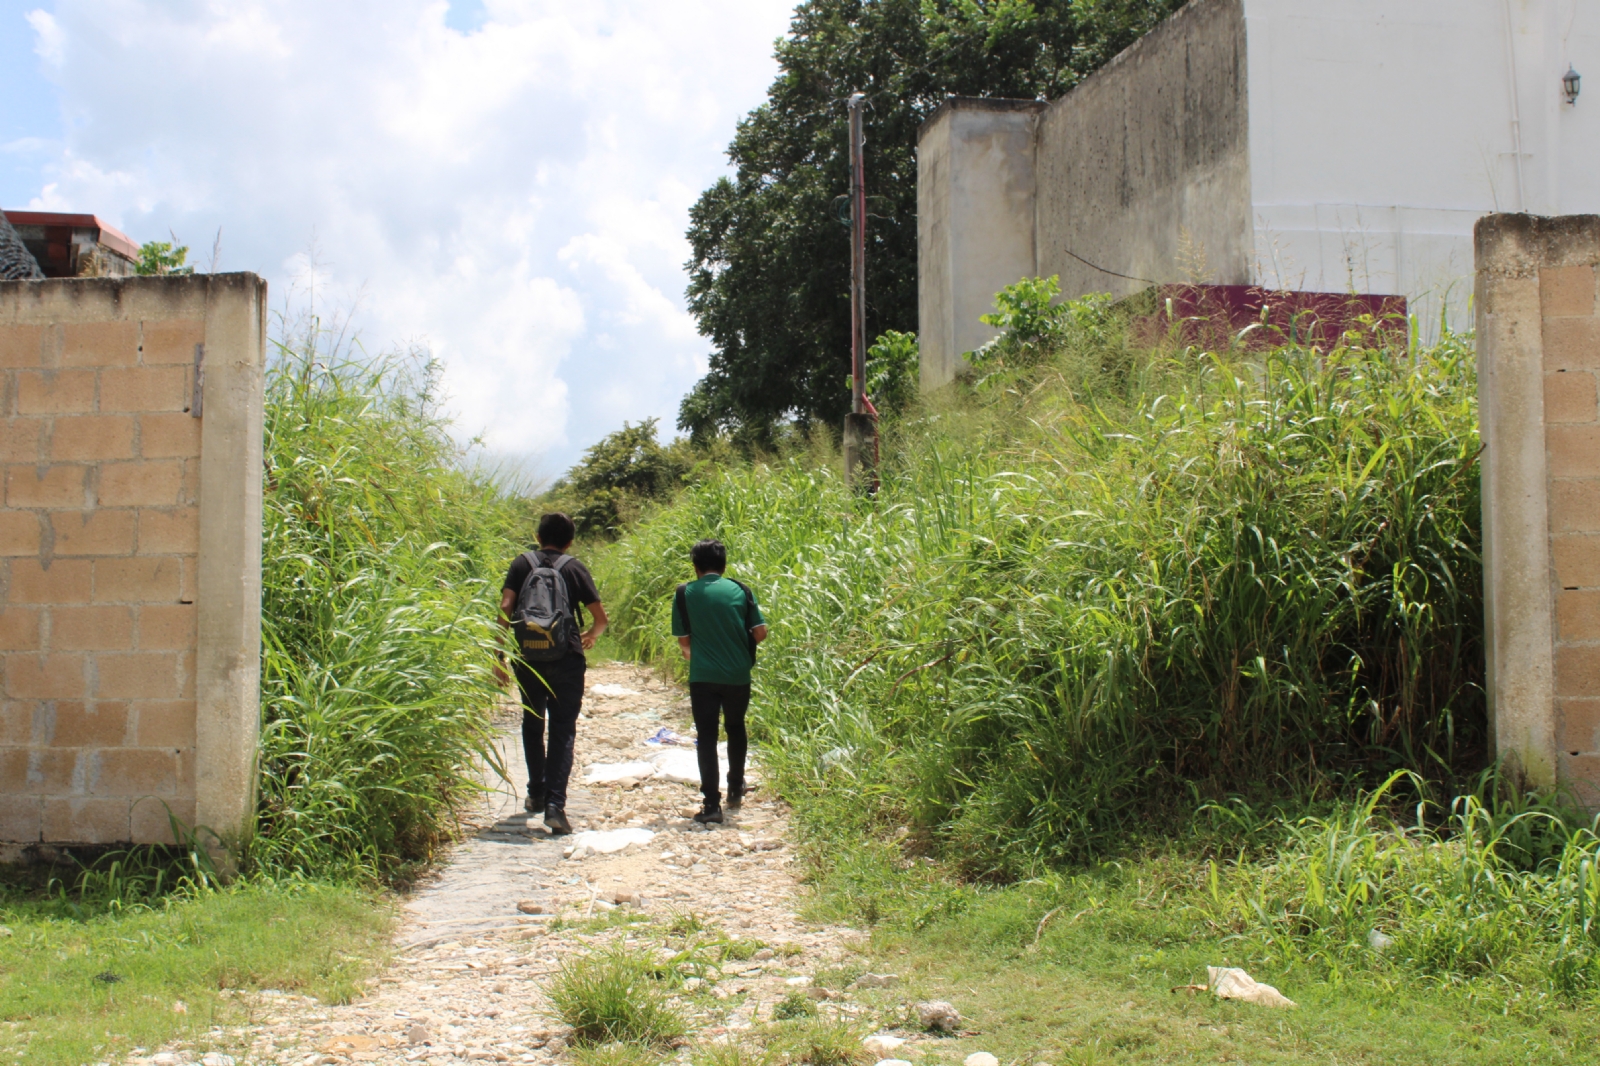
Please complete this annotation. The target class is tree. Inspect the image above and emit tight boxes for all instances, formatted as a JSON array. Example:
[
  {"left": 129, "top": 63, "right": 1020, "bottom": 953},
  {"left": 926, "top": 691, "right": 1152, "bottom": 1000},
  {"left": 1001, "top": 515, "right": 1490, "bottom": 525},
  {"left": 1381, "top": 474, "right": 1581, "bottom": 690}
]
[
  {"left": 551, "top": 419, "right": 687, "bottom": 537},
  {"left": 135, "top": 240, "right": 193, "bottom": 276},
  {"left": 680, "top": 0, "right": 1184, "bottom": 442}
]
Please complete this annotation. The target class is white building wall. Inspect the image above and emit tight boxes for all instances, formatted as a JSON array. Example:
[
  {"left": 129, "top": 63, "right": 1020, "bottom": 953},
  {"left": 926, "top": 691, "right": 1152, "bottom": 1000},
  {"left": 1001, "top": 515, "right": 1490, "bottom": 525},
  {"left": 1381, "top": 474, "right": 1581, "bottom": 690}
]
[{"left": 1245, "top": 0, "right": 1600, "bottom": 332}]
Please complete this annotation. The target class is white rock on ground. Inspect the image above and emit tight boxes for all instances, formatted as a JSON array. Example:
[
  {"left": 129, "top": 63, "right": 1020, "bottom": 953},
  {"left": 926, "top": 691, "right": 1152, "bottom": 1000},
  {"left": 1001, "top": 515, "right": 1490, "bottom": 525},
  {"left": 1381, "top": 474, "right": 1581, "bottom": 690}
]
[
  {"left": 864, "top": 1035, "right": 907, "bottom": 1056},
  {"left": 965, "top": 1054, "right": 999, "bottom": 1066},
  {"left": 918, "top": 1000, "right": 962, "bottom": 1031}
]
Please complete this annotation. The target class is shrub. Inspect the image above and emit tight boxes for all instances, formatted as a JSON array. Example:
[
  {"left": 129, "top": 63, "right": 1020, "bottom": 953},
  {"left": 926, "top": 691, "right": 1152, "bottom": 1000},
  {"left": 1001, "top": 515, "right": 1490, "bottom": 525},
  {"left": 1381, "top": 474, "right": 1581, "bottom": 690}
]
[
  {"left": 252, "top": 324, "right": 524, "bottom": 880},
  {"left": 550, "top": 946, "right": 687, "bottom": 1046}
]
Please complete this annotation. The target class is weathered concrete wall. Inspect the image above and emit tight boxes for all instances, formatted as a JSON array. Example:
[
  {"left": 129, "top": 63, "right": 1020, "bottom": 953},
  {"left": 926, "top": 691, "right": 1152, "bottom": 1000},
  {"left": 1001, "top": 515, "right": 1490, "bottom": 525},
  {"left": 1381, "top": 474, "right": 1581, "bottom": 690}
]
[
  {"left": 0, "top": 274, "right": 265, "bottom": 853},
  {"left": 1477, "top": 214, "right": 1600, "bottom": 806},
  {"left": 1035, "top": 0, "right": 1251, "bottom": 301},
  {"left": 917, "top": 98, "right": 1044, "bottom": 390}
]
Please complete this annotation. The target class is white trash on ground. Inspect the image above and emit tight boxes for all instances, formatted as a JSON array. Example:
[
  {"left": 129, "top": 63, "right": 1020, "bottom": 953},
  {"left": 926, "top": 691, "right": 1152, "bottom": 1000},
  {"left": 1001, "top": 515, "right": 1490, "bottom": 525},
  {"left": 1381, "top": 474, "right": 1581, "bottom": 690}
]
[
  {"left": 570, "top": 828, "right": 655, "bottom": 854},
  {"left": 645, "top": 727, "right": 694, "bottom": 746},
  {"left": 1207, "top": 966, "right": 1297, "bottom": 1008},
  {"left": 582, "top": 761, "right": 658, "bottom": 784},
  {"left": 591, "top": 683, "right": 642, "bottom": 697}
]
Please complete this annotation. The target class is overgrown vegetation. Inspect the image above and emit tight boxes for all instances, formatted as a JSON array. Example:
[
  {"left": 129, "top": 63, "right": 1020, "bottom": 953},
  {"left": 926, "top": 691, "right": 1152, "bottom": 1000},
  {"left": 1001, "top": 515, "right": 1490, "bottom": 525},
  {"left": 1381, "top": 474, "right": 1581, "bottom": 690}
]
[
  {"left": 551, "top": 945, "right": 687, "bottom": 1046},
  {"left": 595, "top": 282, "right": 1600, "bottom": 1009},
  {"left": 253, "top": 322, "right": 525, "bottom": 880}
]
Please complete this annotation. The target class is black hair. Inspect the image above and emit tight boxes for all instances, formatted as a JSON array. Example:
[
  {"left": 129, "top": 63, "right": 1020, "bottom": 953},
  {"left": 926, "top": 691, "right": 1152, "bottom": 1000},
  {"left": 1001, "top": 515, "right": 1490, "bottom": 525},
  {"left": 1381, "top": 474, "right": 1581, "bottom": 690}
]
[
  {"left": 690, "top": 538, "right": 727, "bottom": 573},
  {"left": 537, "top": 512, "right": 577, "bottom": 548}
]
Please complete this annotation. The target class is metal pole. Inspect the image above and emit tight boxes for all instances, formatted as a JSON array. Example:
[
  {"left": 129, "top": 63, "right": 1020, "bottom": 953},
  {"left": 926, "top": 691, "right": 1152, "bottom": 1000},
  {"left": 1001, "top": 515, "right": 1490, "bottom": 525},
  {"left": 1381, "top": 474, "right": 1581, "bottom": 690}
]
[{"left": 848, "top": 92, "right": 866, "bottom": 417}]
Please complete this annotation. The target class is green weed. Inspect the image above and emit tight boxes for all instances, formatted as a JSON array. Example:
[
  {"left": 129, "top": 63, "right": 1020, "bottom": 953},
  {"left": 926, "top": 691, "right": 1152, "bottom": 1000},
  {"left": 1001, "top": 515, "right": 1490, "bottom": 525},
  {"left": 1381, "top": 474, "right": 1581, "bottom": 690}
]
[
  {"left": 772, "top": 992, "right": 816, "bottom": 1020},
  {"left": 550, "top": 946, "right": 687, "bottom": 1046},
  {"left": 766, "top": 1018, "right": 866, "bottom": 1066}
]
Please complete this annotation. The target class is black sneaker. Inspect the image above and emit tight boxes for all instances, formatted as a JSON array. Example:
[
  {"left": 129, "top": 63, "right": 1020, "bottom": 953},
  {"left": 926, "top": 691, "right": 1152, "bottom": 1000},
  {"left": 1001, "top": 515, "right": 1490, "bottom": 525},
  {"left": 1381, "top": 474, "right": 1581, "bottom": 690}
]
[
  {"left": 544, "top": 806, "right": 573, "bottom": 835},
  {"left": 524, "top": 793, "right": 538, "bottom": 814},
  {"left": 726, "top": 786, "right": 745, "bottom": 809},
  {"left": 693, "top": 804, "right": 724, "bottom": 824}
]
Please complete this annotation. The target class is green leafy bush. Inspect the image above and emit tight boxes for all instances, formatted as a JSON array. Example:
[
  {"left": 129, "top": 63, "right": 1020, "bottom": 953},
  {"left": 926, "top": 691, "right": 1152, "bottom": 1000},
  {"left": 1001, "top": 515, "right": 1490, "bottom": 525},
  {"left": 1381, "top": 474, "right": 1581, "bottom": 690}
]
[{"left": 252, "top": 325, "right": 523, "bottom": 880}]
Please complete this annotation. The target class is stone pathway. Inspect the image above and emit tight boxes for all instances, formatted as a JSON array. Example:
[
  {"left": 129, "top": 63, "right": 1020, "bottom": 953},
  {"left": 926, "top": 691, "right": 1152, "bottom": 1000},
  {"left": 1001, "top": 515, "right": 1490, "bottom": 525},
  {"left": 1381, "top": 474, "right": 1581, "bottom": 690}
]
[{"left": 137, "top": 663, "right": 873, "bottom": 1066}]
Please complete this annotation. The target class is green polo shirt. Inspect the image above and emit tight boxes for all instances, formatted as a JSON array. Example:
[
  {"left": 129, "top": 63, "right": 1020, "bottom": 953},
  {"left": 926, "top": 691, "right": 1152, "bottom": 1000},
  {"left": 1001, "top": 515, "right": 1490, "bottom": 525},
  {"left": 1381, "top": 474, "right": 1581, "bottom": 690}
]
[{"left": 671, "top": 573, "right": 766, "bottom": 686}]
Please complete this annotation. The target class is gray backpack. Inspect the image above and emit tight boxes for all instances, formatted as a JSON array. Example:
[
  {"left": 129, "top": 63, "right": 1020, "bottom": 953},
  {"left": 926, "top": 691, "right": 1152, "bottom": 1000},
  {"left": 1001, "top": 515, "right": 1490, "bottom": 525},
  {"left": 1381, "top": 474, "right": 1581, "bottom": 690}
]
[{"left": 513, "top": 552, "right": 576, "bottom": 662}]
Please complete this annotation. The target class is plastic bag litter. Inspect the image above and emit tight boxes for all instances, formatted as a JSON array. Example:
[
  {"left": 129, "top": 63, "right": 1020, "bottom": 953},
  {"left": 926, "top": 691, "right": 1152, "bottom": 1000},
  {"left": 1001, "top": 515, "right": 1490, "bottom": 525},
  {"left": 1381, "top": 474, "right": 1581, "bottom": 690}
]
[
  {"left": 644, "top": 727, "right": 694, "bottom": 746},
  {"left": 591, "top": 683, "right": 641, "bottom": 697},
  {"left": 1207, "top": 966, "right": 1297, "bottom": 1008},
  {"left": 570, "top": 827, "right": 655, "bottom": 854},
  {"left": 650, "top": 749, "right": 709, "bottom": 784},
  {"left": 583, "top": 761, "right": 658, "bottom": 784}
]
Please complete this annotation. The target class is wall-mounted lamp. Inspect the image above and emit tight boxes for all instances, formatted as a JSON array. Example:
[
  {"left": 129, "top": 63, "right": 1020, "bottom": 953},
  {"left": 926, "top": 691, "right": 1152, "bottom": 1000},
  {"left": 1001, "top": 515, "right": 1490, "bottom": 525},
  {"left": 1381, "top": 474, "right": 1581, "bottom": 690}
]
[{"left": 1564, "top": 64, "right": 1581, "bottom": 105}]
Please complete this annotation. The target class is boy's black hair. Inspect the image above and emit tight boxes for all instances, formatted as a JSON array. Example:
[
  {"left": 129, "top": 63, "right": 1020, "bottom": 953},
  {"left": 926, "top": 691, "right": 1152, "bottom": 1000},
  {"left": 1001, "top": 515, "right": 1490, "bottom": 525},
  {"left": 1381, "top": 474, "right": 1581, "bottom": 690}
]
[
  {"left": 537, "top": 512, "right": 577, "bottom": 548},
  {"left": 690, "top": 538, "right": 727, "bottom": 574}
]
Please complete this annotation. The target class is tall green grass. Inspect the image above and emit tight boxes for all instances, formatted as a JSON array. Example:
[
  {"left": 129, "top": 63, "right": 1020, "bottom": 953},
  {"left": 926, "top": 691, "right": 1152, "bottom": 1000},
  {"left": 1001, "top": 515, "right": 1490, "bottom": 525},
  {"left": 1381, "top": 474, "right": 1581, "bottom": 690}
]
[
  {"left": 253, "top": 324, "right": 525, "bottom": 879},
  {"left": 602, "top": 301, "right": 1483, "bottom": 877}
]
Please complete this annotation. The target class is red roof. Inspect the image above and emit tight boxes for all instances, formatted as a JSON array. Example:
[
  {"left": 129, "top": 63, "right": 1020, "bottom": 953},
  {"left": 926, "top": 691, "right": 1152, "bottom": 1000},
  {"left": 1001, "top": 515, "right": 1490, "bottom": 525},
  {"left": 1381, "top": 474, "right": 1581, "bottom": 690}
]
[{"left": 2, "top": 211, "right": 140, "bottom": 261}]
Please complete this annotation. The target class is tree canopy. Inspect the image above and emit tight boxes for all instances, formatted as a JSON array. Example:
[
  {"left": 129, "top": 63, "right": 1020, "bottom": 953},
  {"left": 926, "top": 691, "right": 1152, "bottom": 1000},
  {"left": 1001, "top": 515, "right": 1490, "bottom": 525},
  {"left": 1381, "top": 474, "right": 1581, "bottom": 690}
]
[{"left": 680, "top": 0, "right": 1185, "bottom": 442}]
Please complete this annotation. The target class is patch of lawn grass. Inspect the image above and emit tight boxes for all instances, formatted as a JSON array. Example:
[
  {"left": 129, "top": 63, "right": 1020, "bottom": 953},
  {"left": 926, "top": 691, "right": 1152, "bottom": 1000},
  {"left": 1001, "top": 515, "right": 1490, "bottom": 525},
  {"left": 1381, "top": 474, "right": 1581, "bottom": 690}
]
[
  {"left": 861, "top": 868, "right": 1600, "bottom": 1065},
  {"left": 0, "top": 878, "right": 392, "bottom": 1066},
  {"left": 551, "top": 945, "right": 687, "bottom": 1047}
]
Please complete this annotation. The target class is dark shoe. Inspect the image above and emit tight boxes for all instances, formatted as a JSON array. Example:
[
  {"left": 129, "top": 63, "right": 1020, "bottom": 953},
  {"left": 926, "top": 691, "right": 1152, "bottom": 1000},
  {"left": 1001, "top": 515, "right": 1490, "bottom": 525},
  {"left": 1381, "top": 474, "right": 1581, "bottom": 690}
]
[
  {"left": 544, "top": 806, "right": 573, "bottom": 835},
  {"left": 693, "top": 804, "right": 724, "bottom": 824},
  {"left": 726, "top": 785, "right": 745, "bottom": 809},
  {"left": 524, "top": 793, "right": 538, "bottom": 814}
]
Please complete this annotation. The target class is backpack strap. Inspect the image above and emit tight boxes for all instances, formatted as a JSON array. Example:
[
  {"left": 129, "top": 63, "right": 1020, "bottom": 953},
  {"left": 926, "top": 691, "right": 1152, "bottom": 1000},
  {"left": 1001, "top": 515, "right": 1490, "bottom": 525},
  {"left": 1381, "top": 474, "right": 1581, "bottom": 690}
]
[
  {"left": 728, "top": 579, "right": 759, "bottom": 664},
  {"left": 674, "top": 584, "right": 691, "bottom": 636},
  {"left": 550, "top": 554, "right": 574, "bottom": 573}
]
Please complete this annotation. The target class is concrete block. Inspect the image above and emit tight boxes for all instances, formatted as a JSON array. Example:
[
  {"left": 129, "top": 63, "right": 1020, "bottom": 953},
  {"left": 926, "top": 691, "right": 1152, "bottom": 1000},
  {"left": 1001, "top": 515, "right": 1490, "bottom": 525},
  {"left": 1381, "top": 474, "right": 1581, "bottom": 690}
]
[
  {"left": 140, "top": 320, "right": 205, "bottom": 366},
  {"left": 136, "top": 603, "right": 195, "bottom": 650},
  {"left": 1554, "top": 534, "right": 1600, "bottom": 588},
  {"left": 0, "top": 326, "right": 45, "bottom": 369},
  {"left": 137, "top": 412, "right": 201, "bottom": 459},
  {"left": 50, "top": 510, "right": 136, "bottom": 557},
  {"left": 49, "top": 604, "right": 134, "bottom": 651},
  {"left": 98, "top": 366, "right": 188, "bottom": 414},
  {"left": 50, "top": 415, "right": 135, "bottom": 460},
  {"left": 93, "top": 652, "right": 181, "bottom": 700},
  {"left": 1550, "top": 479, "right": 1600, "bottom": 532},
  {"left": 0, "top": 749, "right": 28, "bottom": 793},
  {"left": 62, "top": 321, "right": 138, "bottom": 368},
  {"left": 1559, "top": 698, "right": 1600, "bottom": 752},
  {"left": 1542, "top": 317, "right": 1600, "bottom": 371},
  {"left": 1556, "top": 643, "right": 1600, "bottom": 698},
  {"left": 2, "top": 653, "right": 87, "bottom": 699},
  {"left": 133, "top": 700, "right": 196, "bottom": 747},
  {"left": 15, "top": 370, "right": 96, "bottom": 415},
  {"left": 96, "top": 459, "right": 184, "bottom": 507},
  {"left": 0, "top": 511, "right": 41, "bottom": 555},
  {"left": 130, "top": 794, "right": 195, "bottom": 842},
  {"left": 47, "top": 701, "right": 130, "bottom": 748},
  {"left": 1558, "top": 589, "right": 1600, "bottom": 641},
  {"left": 92, "top": 748, "right": 177, "bottom": 795},
  {"left": 5, "top": 463, "right": 89, "bottom": 508},
  {"left": 0, "top": 794, "right": 41, "bottom": 842},
  {"left": 1541, "top": 265, "right": 1597, "bottom": 318},
  {"left": 0, "top": 608, "right": 40, "bottom": 651},
  {"left": 0, "top": 418, "right": 42, "bottom": 462},
  {"left": 1544, "top": 372, "right": 1598, "bottom": 423},
  {"left": 7, "top": 558, "right": 93, "bottom": 604},
  {"left": 136, "top": 507, "right": 198, "bottom": 555},
  {"left": 0, "top": 701, "right": 33, "bottom": 745},
  {"left": 1546, "top": 425, "right": 1600, "bottom": 477},
  {"left": 1558, "top": 753, "right": 1600, "bottom": 807},
  {"left": 92, "top": 556, "right": 182, "bottom": 603},
  {"left": 42, "top": 797, "right": 129, "bottom": 844}
]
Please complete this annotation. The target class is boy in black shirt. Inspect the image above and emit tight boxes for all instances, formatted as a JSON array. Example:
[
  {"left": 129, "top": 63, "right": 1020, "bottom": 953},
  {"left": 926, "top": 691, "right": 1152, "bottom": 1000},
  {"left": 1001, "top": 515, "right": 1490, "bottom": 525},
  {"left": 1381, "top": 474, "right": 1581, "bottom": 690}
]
[{"left": 499, "top": 513, "right": 606, "bottom": 835}]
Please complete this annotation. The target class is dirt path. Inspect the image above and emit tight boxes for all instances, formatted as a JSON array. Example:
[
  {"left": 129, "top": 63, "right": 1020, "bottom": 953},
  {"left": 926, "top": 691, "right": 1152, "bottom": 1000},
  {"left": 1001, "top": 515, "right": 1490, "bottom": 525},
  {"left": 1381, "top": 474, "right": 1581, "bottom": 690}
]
[{"left": 148, "top": 663, "right": 867, "bottom": 1066}]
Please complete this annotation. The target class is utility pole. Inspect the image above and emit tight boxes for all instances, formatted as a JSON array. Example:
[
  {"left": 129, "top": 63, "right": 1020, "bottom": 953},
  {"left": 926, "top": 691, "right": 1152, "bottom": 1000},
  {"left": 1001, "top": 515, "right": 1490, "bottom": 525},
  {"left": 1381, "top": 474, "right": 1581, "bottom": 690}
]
[{"left": 843, "top": 92, "right": 878, "bottom": 491}]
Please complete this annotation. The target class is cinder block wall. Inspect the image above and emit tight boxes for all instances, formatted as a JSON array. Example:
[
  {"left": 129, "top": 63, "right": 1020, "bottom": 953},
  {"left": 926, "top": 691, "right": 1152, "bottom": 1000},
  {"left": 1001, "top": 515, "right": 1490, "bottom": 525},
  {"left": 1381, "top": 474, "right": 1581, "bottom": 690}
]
[
  {"left": 1477, "top": 214, "right": 1600, "bottom": 807},
  {"left": 0, "top": 275, "right": 264, "bottom": 853}
]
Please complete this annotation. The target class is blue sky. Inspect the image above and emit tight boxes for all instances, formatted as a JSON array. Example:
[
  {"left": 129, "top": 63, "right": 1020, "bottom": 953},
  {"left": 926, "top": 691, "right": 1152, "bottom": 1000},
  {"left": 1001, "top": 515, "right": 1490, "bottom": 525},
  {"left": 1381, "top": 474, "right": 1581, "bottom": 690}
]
[{"left": 1, "top": 0, "right": 795, "bottom": 481}]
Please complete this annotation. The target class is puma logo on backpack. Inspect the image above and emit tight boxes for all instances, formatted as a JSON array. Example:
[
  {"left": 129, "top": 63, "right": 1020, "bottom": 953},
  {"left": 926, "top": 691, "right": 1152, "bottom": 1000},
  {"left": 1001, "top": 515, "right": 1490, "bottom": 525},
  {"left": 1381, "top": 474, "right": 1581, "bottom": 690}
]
[{"left": 514, "top": 551, "right": 576, "bottom": 662}]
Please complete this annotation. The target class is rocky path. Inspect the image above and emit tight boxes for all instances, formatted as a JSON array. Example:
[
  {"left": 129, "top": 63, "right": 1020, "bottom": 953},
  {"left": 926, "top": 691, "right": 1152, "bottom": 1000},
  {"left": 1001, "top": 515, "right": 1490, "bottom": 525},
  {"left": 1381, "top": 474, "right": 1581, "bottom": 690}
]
[{"left": 144, "top": 663, "right": 877, "bottom": 1066}]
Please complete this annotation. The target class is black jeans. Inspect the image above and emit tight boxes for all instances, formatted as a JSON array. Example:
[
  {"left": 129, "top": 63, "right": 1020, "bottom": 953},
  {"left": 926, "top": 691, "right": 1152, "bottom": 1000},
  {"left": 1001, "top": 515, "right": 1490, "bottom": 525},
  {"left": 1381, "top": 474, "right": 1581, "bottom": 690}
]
[
  {"left": 514, "top": 654, "right": 586, "bottom": 812},
  {"left": 689, "top": 681, "right": 750, "bottom": 806}
]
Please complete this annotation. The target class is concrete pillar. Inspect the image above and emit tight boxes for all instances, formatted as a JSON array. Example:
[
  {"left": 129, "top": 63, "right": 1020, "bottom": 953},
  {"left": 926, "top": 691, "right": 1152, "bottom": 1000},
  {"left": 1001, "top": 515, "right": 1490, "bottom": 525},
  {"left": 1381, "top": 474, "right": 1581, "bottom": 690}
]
[
  {"left": 1477, "top": 213, "right": 1600, "bottom": 805},
  {"left": 917, "top": 98, "right": 1043, "bottom": 391}
]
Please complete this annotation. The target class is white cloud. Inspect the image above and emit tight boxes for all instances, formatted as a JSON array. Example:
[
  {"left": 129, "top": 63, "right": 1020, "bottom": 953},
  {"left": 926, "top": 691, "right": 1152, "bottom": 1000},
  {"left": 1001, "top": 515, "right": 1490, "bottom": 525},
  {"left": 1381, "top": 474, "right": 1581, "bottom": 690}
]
[{"left": 18, "top": 0, "right": 793, "bottom": 474}]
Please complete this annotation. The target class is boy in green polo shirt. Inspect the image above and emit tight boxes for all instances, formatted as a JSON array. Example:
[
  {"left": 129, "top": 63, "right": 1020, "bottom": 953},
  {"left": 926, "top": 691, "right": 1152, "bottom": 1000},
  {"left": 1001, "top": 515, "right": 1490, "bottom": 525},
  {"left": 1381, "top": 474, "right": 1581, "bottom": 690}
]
[{"left": 671, "top": 539, "right": 768, "bottom": 824}]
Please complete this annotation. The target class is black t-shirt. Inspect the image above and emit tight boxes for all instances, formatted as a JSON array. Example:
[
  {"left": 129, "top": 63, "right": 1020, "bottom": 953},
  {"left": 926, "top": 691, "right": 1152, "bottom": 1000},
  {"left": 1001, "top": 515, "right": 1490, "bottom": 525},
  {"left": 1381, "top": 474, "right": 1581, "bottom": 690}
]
[{"left": 503, "top": 549, "right": 601, "bottom": 657}]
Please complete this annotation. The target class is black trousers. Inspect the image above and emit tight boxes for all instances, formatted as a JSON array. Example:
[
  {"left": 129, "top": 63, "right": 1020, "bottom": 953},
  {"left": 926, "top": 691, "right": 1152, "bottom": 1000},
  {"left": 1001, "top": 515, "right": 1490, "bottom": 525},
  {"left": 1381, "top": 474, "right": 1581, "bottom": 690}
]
[
  {"left": 514, "top": 654, "right": 586, "bottom": 812},
  {"left": 689, "top": 681, "right": 750, "bottom": 805}
]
